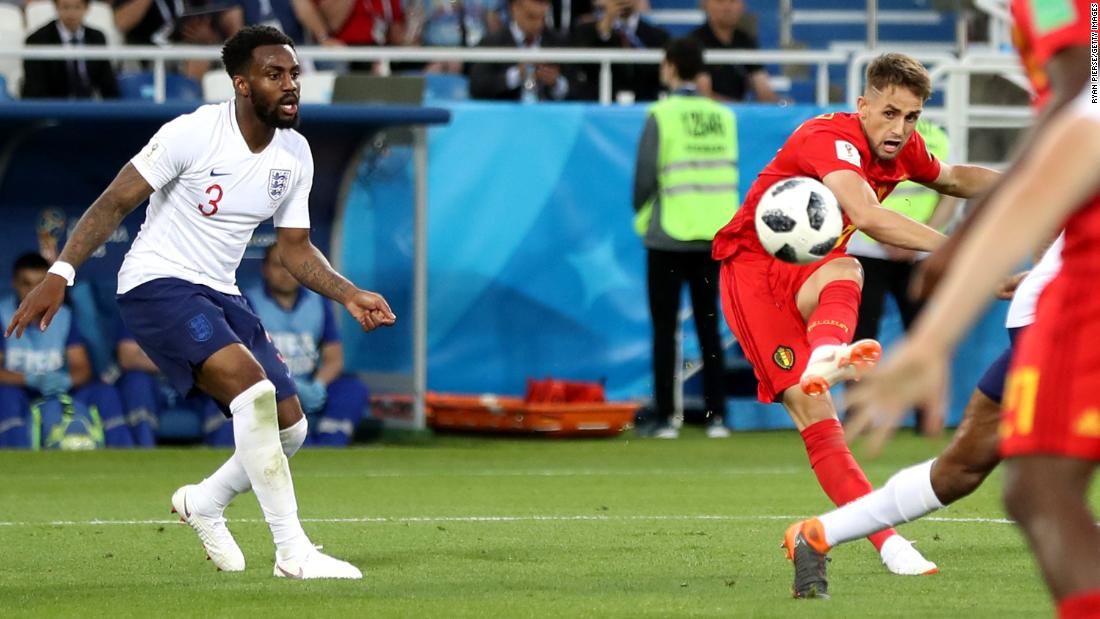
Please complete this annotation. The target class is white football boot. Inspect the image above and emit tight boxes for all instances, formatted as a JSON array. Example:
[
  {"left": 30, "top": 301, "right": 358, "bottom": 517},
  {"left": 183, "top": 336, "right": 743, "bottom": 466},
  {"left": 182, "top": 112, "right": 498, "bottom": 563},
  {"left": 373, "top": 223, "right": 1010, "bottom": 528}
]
[
  {"left": 170, "top": 485, "right": 246, "bottom": 572},
  {"left": 880, "top": 535, "right": 939, "bottom": 576},
  {"left": 273, "top": 549, "right": 363, "bottom": 580},
  {"left": 800, "top": 339, "right": 883, "bottom": 398}
]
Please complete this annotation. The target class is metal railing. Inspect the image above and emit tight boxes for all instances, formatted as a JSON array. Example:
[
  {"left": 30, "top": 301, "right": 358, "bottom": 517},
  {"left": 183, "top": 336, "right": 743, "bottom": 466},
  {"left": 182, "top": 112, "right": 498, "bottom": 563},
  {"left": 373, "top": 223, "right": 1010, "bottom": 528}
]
[
  {"left": 0, "top": 45, "right": 849, "bottom": 105},
  {"left": 845, "top": 49, "right": 1030, "bottom": 165}
]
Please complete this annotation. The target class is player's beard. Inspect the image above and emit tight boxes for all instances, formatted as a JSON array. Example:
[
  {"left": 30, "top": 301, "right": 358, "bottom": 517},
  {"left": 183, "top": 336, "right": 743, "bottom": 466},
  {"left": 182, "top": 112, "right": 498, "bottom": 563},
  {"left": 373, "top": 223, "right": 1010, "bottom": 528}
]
[{"left": 254, "top": 96, "right": 300, "bottom": 130}]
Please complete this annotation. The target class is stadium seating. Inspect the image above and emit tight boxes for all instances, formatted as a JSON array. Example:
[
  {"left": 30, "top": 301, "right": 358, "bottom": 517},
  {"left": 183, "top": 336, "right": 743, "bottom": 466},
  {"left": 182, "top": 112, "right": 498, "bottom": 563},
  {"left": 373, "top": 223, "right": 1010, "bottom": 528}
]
[
  {"left": 24, "top": 1, "right": 122, "bottom": 47},
  {"left": 0, "top": 4, "right": 23, "bottom": 98},
  {"left": 117, "top": 71, "right": 203, "bottom": 101},
  {"left": 423, "top": 73, "right": 469, "bottom": 102},
  {"left": 300, "top": 70, "right": 337, "bottom": 103}
]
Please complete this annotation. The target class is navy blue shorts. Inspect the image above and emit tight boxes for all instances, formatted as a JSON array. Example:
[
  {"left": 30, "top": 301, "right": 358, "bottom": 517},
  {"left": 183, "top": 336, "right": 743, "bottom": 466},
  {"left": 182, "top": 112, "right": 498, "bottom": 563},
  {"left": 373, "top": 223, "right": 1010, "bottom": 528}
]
[
  {"left": 975, "top": 327, "right": 1024, "bottom": 403},
  {"left": 117, "top": 278, "right": 297, "bottom": 404}
]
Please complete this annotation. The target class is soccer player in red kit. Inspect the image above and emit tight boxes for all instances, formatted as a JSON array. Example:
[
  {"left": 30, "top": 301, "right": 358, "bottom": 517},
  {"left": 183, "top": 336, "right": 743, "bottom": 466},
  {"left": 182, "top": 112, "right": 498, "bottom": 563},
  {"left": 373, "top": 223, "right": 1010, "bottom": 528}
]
[
  {"left": 780, "top": 0, "right": 1096, "bottom": 601},
  {"left": 711, "top": 52, "right": 999, "bottom": 593},
  {"left": 848, "top": 84, "right": 1100, "bottom": 619}
]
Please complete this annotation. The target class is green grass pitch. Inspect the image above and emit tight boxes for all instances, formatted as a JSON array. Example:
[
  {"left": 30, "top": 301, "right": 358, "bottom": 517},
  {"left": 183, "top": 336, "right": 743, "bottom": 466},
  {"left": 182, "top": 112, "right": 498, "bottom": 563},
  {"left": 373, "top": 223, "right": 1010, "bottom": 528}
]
[{"left": 0, "top": 430, "right": 1064, "bottom": 618}]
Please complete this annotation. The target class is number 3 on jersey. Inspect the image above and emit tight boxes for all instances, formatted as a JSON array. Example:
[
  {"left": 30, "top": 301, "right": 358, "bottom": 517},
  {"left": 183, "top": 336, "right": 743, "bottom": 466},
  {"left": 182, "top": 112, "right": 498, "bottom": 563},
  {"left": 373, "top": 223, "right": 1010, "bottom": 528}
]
[{"left": 199, "top": 184, "right": 223, "bottom": 217}]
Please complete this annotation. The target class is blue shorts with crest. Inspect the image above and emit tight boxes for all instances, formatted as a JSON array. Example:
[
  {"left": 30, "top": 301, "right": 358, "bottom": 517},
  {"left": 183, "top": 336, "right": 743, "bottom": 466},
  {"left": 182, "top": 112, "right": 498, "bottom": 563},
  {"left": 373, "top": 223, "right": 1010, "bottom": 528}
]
[{"left": 117, "top": 278, "right": 297, "bottom": 405}]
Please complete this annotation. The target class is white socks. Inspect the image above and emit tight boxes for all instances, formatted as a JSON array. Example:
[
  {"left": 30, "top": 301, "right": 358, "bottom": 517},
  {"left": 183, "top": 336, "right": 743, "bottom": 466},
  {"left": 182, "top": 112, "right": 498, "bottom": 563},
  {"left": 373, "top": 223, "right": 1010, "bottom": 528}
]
[
  {"left": 194, "top": 417, "right": 308, "bottom": 513},
  {"left": 818, "top": 458, "right": 945, "bottom": 547},
  {"left": 194, "top": 381, "right": 312, "bottom": 560}
]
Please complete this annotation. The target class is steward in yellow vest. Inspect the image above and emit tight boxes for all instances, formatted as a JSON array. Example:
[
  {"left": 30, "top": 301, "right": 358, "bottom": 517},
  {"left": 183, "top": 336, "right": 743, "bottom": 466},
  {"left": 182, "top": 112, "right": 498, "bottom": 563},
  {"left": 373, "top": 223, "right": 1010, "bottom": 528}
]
[{"left": 631, "top": 37, "right": 736, "bottom": 438}]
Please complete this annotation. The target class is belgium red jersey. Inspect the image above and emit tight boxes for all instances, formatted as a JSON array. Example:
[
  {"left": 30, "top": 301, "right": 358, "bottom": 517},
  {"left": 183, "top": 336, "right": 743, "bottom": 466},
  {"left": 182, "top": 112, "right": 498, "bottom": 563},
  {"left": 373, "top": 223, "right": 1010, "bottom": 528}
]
[
  {"left": 1010, "top": 0, "right": 1093, "bottom": 110},
  {"left": 711, "top": 112, "right": 941, "bottom": 261}
]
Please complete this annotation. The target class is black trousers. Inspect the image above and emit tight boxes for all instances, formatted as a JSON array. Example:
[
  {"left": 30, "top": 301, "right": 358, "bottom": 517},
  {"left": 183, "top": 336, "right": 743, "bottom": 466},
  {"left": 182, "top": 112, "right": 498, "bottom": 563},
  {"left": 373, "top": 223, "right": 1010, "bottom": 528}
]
[
  {"left": 853, "top": 255, "right": 933, "bottom": 431},
  {"left": 853, "top": 255, "right": 924, "bottom": 342},
  {"left": 647, "top": 248, "right": 727, "bottom": 424}
]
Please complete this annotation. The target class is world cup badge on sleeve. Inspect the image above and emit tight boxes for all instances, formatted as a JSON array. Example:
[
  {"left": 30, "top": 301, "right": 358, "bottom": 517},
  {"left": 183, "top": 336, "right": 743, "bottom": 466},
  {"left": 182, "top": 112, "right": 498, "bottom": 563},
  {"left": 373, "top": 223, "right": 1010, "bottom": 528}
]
[{"left": 268, "top": 169, "right": 291, "bottom": 200}]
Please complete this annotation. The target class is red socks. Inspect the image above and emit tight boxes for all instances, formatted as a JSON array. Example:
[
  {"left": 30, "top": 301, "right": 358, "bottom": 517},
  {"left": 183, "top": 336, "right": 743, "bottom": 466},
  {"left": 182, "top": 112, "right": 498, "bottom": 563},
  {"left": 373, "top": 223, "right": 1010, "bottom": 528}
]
[
  {"left": 1059, "top": 590, "right": 1100, "bottom": 619},
  {"left": 800, "top": 418, "right": 896, "bottom": 551},
  {"left": 806, "top": 280, "right": 861, "bottom": 349}
]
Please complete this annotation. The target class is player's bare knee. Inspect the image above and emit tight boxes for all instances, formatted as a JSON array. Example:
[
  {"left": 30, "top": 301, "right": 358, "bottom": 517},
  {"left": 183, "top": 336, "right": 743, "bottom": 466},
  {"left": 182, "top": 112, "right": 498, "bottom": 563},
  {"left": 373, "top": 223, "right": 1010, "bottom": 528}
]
[
  {"left": 277, "top": 396, "right": 305, "bottom": 429},
  {"left": 782, "top": 387, "right": 837, "bottom": 430},
  {"left": 931, "top": 455, "right": 994, "bottom": 504}
]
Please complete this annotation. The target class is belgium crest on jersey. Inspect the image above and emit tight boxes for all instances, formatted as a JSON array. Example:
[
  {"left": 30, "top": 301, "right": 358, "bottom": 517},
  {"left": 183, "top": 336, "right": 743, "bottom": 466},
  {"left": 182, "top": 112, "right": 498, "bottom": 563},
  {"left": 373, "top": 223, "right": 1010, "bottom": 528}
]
[
  {"left": 268, "top": 169, "right": 291, "bottom": 200},
  {"left": 773, "top": 346, "right": 795, "bottom": 371}
]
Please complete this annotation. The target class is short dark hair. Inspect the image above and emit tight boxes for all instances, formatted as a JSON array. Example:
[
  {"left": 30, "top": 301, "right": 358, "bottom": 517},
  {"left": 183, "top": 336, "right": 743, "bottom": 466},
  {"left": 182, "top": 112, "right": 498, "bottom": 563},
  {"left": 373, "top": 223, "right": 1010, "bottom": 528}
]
[
  {"left": 664, "top": 37, "right": 705, "bottom": 81},
  {"left": 221, "top": 25, "right": 295, "bottom": 78},
  {"left": 866, "top": 53, "right": 932, "bottom": 101},
  {"left": 13, "top": 252, "right": 49, "bottom": 278}
]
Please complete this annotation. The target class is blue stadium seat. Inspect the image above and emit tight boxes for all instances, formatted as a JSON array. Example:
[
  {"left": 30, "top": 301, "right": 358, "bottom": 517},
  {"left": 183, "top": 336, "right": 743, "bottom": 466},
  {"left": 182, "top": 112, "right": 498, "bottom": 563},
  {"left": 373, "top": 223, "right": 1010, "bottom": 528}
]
[
  {"left": 423, "top": 73, "right": 469, "bottom": 102},
  {"left": 0, "top": 75, "right": 10, "bottom": 101},
  {"left": 117, "top": 72, "right": 203, "bottom": 102},
  {"left": 156, "top": 407, "right": 203, "bottom": 442}
]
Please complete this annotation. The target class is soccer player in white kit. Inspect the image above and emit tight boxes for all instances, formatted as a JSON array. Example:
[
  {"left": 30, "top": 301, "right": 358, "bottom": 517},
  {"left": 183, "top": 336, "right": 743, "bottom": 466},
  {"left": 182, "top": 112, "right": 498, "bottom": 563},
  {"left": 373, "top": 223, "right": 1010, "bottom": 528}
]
[
  {"left": 5, "top": 26, "right": 393, "bottom": 579},
  {"left": 781, "top": 234, "right": 1063, "bottom": 594}
]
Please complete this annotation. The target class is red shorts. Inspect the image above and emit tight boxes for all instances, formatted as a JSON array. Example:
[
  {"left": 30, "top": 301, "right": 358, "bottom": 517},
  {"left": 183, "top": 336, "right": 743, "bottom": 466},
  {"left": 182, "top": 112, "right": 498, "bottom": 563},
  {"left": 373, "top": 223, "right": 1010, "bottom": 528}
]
[
  {"left": 1000, "top": 272, "right": 1100, "bottom": 461},
  {"left": 719, "top": 252, "right": 845, "bottom": 403}
]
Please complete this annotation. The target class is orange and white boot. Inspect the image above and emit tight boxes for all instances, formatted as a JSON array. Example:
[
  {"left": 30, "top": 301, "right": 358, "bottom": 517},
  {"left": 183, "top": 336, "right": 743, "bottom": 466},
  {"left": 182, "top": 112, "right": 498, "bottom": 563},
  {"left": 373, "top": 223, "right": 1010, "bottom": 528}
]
[{"left": 799, "top": 339, "right": 883, "bottom": 397}]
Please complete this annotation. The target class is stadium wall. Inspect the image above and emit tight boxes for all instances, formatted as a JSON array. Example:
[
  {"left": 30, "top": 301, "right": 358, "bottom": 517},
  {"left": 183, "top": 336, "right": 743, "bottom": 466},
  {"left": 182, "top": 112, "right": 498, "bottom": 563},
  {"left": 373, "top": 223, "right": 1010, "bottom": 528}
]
[
  {"left": 0, "top": 102, "right": 1007, "bottom": 428},
  {"left": 346, "top": 101, "right": 1008, "bottom": 428}
]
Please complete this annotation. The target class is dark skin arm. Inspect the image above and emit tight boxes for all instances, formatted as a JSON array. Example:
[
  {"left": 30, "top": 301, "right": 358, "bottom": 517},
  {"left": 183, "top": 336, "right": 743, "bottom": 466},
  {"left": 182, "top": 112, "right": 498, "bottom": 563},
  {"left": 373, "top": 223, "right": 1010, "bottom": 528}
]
[
  {"left": 66, "top": 345, "right": 92, "bottom": 388},
  {"left": 314, "top": 341, "right": 343, "bottom": 386},
  {"left": 275, "top": 227, "right": 396, "bottom": 332},
  {"left": 6, "top": 164, "right": 152, "bottom": 338},
  {"left": 910, "top": 46, "right": 1092, "bottom": 300}
]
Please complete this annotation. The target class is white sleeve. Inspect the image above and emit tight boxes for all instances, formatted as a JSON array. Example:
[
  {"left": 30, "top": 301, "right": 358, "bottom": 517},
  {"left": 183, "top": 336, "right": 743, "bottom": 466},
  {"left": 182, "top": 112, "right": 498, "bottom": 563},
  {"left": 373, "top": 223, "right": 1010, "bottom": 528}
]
[
  {"left": 274, "top": 141, "right": 313, "bottom": 229},
  {"left": 1074, "top": 85, "right": 1100, "bottom": 123},
  {"left": 129, "top": 115, "right": 203, "bottom": 190}
]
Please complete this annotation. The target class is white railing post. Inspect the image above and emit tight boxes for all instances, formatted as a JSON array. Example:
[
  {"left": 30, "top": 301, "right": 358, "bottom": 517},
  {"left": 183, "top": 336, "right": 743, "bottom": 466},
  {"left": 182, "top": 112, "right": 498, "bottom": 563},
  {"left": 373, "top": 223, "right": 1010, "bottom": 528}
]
[
  {"left": 599, "top": 60, "right": 612, "bottom": 106},
  {"left": 153, "top": 58, "right": 166, "bottom": 104},
  {"left": 866, "top": 0, "right": 878, "bottom": 49},
  {"left": 816, "top": 61, "right": 829, "bottom": 106}
]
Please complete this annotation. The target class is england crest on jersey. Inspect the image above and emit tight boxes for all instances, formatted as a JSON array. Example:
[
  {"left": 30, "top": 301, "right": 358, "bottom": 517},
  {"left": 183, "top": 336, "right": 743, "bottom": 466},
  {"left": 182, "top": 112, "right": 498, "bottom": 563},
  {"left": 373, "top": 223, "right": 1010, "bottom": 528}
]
[{"left": 268, "top": 169, "right": 291, "bottom": 200}]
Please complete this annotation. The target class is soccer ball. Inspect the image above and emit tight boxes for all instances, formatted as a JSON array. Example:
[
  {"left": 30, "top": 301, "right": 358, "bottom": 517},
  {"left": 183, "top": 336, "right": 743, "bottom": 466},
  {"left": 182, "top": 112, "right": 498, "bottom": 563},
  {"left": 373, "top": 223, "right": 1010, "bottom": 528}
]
[{"left": 754, "top": 176, "right": 843, "bottom": 265}]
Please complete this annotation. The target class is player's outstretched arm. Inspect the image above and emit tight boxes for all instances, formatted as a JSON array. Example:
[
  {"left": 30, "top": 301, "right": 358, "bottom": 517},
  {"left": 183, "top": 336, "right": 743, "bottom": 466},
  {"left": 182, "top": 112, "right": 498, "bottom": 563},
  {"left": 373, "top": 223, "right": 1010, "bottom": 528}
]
[
  {"left": 822, "top": 169, "right": 946, "bottom": 252},
  {"left": 910, "top": 46, "right": 1093, "bottom": 300},
  {"left": 919, "top": 162, "right": 1000, "bottom": 199},
  {"left": 5, "top": 164, "right": 152, "bottom": 338},
  {"left": 275, "top": 227, "right": 396, "bottom": 332},
  {"left": 846, "top": 101, "right": 1100, "bottom": 454}
]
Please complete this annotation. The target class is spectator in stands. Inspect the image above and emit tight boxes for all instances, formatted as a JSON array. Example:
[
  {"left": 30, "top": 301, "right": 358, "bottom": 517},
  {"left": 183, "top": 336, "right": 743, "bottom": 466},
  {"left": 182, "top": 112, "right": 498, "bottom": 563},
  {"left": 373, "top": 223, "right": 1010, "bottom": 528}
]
[
  {"left": 0, "top": 253, "right": 132, "bottom": 448},
  {"left": 22, "top": 0, "right": 121, "bottom": 99},
  {"left": 113, "top": 0, "right": 243, "bottom": 79},
  {"left": 406, "top": 0, "right": 505, "bottom": 74},
  {"left": 548, "top": 0, "right": 593, "bottom": 34},
  {"left": 227, "top": 0, "right": 343, "bottom": 47},
  {"left": 688, "top": 0, "right": 779, "bottom": 102},
  {"left": 571, "top": 0, "right": 669, "bottom": 102},
  {"left": 244, "top": 245, "right": 369, "bottom": 446},
  {"left": 314, "top": 0, "right": 405, "bottom": 71},
  {"left": 470, "top": 0, "right": 579, "bottom": 101}
]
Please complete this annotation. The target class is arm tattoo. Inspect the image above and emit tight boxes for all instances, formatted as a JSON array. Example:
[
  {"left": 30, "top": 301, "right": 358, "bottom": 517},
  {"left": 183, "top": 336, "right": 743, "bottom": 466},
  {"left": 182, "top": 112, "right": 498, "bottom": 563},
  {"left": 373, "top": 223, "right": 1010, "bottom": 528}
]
[
  {"left": 286, "top": 244, "right": 355, "bottom": 304},
  {"left": 58, "top": 199, "right": 128, "bottom": 268},
  {"left": 59, "top": 164, "right": 149, "bottom": 268}
]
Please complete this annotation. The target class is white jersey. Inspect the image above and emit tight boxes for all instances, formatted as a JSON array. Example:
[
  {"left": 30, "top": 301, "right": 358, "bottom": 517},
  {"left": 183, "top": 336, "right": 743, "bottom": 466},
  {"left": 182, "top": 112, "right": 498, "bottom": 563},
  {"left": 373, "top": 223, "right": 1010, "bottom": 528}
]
[
  {"left": 1005, "top": 232, "right": 1063, "bottom": 329},
  {"left": 1004, "top": 88, "right": 1099, "bottom": 328},
  {"left": 118, "top": 101, "right": 313, "bottom": 296}
]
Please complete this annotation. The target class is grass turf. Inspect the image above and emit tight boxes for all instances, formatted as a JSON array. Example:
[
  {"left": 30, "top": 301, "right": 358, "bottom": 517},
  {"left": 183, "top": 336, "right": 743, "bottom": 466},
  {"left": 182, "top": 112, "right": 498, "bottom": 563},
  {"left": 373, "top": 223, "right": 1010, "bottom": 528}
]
[{"left": 0, "top": 429, "right": 1058, "bottom": 618}]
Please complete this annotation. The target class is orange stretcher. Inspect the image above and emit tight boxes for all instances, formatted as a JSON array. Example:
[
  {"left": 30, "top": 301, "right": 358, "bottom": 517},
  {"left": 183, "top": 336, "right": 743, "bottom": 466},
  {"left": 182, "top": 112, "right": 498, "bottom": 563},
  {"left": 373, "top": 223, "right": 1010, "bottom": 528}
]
[{"left": 371, "top": 391, "right": 638, "bottom": 438}]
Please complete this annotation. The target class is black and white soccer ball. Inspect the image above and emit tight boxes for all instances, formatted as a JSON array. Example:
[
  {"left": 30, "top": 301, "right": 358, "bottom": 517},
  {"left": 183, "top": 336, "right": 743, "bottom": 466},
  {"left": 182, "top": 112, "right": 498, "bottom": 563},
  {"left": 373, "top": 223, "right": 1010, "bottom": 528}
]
[{"left": 754, "top": 176, "right": 843, "bottom": 265}]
